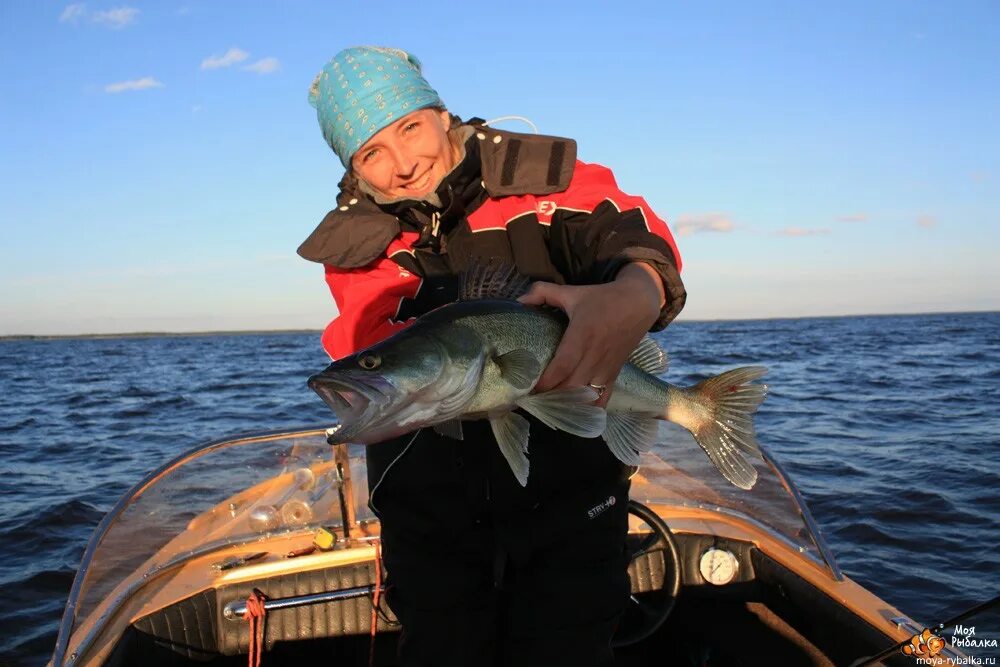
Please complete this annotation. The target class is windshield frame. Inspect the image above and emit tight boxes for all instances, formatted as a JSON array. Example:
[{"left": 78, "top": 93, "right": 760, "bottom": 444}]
[{"left": 759, "top": 449, "right": 843, "bottom": 581}]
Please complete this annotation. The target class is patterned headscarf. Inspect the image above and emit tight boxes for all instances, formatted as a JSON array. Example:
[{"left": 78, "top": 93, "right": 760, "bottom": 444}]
[{"left": 308, "top": 47, "right": 444, "bottom": 168}]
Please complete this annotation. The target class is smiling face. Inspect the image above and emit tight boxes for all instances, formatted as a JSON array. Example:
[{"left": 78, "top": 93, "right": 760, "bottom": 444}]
[{"left": 350, "top": 108, "right": 459, "bottom": 200}]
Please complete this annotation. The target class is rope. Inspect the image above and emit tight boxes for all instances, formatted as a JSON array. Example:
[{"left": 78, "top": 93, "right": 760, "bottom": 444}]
[
  {"left": 481, "top": 115, "right": 539, "bottom": 134},
  {"left": 369, "top": 539, "right": 383, "bottom": 667},
  {"left": 243, "top": 588, "right": 267, "bottom": 667}
]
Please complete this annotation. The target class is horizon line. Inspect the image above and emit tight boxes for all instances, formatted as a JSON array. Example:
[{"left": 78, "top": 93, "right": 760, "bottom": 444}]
[{"left": 1, "top": 308, "right": 996, "bottom": 342}]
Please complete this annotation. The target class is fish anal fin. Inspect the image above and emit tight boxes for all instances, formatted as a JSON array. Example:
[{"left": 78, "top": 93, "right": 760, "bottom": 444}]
[{"left": 603, "top": 413, "right": 659, "bottom": 467}]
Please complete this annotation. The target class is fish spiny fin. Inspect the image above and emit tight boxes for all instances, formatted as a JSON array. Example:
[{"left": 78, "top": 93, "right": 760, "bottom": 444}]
[
  {"left": 603, "top": 413, "right": 660, "bottom": 466},
  {"left": 516, "top": 387, "right": 606, "bottom": 438},
  {"left": 490, "top": 411, "right": 531, "bottom": 486},
  {"left": 687, "top": 366, "right": 769, "bottom": 489},
  {"left": 433, "top": 420, "right": 464, "bottom": 440},
  {"left": 459, "top": 261, "right": 533, "bottom": 301},
  {"left": 628, "top": 335, "right": 669, "bottom": 375},
  {"left": 494, "top": 349, "right": 541, "bottom": 390}
]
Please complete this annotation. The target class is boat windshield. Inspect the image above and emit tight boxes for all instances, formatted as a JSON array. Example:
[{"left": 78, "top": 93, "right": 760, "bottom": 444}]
[
  {"left": 636, "top": 422, "right": 837, "bottom": 574},
  {"left": 56, "top": 424, "right": 839, "bottom": 662},
  {"left": 58, "top": 428, "right": 373, "bottom": 656}
]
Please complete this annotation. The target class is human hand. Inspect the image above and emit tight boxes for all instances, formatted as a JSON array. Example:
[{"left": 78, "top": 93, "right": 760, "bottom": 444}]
[{"left": 517, "top": 263, "right": 665, "bottom": 406}]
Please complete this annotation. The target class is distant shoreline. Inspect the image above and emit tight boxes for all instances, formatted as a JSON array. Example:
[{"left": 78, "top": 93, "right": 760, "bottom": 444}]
[
  {"left": 1, "top": 309, "right": 996, "bottom": 342},
  {"left": 0, "top": 329, "right": 321, "bottom": 342}
]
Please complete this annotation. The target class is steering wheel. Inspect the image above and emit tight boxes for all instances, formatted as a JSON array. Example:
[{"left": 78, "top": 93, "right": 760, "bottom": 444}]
[{"left": 612, "top": 500, "right": 682, "bottom": 648}]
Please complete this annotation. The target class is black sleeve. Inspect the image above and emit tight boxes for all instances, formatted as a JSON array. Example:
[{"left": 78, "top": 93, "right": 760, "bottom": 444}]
[{"left": 545, "top": 201, "right": 687, "bottom": 329}]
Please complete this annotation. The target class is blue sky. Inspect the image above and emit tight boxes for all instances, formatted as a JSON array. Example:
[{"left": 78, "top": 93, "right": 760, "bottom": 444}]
[{"left": 1, "top": 1, "right": 997, "bottom": 335}]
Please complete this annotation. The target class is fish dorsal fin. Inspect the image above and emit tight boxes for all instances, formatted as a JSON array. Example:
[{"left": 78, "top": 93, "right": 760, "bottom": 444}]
[
  {"left": 459, "top": 262, "right": 533, "bottom": 301},
  {"left": 495, "top": 349, "right": 541, "bottom": 390},
  {"left": 629, "top": 335, "right": 669, "bottom": 375},
  {"left": 489, "top": 411, "right": 531, "bottom": 486}
]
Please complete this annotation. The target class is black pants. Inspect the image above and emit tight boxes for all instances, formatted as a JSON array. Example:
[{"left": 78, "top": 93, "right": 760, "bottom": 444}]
[{"left": 367, "top": 420, "right": 632, "bottom": 667}]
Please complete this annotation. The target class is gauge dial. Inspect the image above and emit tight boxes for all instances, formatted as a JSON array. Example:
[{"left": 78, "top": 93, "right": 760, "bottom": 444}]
[{"left": 699, "top": 548, "right": 739, "bottom": 585}]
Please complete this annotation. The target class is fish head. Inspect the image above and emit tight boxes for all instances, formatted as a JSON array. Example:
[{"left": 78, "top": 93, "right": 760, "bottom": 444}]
[{"left": 308, "top": 324, "right": 484, "bottom": 442}]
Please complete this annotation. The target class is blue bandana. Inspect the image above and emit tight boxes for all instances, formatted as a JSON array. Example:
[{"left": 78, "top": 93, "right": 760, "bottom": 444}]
[{"left": 308, "top": 47, "right": 444, "bottom": 168}]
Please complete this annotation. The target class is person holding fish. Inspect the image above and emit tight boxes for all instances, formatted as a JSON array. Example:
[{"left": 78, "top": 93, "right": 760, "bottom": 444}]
[{"left": 300, "top": 47, "right": 766, "bottom": 667}]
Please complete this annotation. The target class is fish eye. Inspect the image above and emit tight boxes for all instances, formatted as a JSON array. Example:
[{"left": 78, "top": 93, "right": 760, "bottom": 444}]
[{"left": 358, "top": 354, "right": 381, "bottom": 370}]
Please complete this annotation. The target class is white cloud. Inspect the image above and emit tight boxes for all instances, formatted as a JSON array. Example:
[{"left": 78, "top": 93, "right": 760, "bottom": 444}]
[
  {"left": 776, "top": 227, "right": 830, "bottom": 237},
  {"left": 201, "top": 48, "right": 250, "bottom": 70},
  {"left": 916, "top": 215, "right": 937, "bottom": 229},
  {"left": 92, "top": 6, "right": 139, "bottom": 28},
  {"left": 674, "top": 213, "right": 735, "bottom": 237},
  {"left": 243, "top": 57, "right": 281, "bottom": 74},
  {"left": 104, "top": 77, "right": 164, "bottom": 93},
  {"left": 59, "top": 3, "right": 87, "bottom": 23},
  {"left": 836, "top": 213, "right": 869, "bottom": 223}
]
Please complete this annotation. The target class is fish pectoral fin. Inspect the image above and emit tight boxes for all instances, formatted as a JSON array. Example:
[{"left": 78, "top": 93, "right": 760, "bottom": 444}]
[
  {"left": 603, "top": 413, "right": 659, "bottom": 466},
  {"left": 629, "top": 335, "right": 669, "bottom": 375},
  {"left": 494, "top": 349, "right": 541, "bottom": 390},
  {"left": 515, "top": 387, "right": 606, "bottom": 438},
  {"left": 433, "top": 420, "right": 464, "bottom": 441},
  {"left": 489, "top": 412, "right": 531, "bottom": 486}
]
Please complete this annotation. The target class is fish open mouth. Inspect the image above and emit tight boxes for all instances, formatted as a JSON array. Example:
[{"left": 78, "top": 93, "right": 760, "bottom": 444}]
[{"left": 307, "top": 372, "right": 392, "bottom": 438}]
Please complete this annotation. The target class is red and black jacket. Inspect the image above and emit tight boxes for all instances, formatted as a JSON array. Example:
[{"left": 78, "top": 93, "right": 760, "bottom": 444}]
[{"left": 298, "top": 118, "right": 686, "bottom": 360}]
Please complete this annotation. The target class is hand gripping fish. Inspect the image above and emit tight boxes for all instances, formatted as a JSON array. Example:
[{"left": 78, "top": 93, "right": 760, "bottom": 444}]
[{"left": 309, "top": 267, "right": 768, "bottom": 490}]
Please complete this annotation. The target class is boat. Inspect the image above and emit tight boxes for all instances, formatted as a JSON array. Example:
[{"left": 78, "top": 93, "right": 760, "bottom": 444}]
[{"left": 50, "top": 423, "right": 968, "bottom": 666}]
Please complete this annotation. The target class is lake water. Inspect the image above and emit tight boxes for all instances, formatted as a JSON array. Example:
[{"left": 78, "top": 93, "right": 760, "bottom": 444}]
[{"left": 2, "top": 311, "right": 998, "bottom": 664}]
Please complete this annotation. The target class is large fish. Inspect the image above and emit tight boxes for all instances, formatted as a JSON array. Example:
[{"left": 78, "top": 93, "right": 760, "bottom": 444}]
[{"left": 309, "top": 267, "right": 768, "bottom": 489}]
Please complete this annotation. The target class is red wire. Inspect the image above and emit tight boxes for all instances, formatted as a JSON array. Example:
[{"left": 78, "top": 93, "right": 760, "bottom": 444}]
[
  {"left": 243, "top": 588, "right": 267, "bottom": 667},
  {"left": 369, "top": 540, "right": 383, "bottom": 667}
]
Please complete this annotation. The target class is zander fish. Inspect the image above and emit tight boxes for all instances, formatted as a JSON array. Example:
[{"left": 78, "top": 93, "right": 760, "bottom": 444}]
[{"left": 309, "top": 267, "right": 768, "bottom": 489}]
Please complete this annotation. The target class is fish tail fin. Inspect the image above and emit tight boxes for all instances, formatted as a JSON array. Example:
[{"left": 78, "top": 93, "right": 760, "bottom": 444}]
[{"left": 686, "top": 366, "right": 768, "bottom": 490}]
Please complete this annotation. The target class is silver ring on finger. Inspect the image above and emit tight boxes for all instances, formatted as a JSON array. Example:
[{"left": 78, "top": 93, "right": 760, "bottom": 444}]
[{"left": 588, "top": 383, "right": 607, "bottom": 399}]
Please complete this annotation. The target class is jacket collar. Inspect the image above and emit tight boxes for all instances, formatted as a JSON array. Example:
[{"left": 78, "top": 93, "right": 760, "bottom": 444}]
[{"left": 297, "top": 118, "right": 577, "bottom": 268}]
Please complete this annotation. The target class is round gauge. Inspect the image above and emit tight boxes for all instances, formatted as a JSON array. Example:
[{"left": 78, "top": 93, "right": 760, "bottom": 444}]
[{"left": 699, "top": 548, "right": 739, "bottom": 586}]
